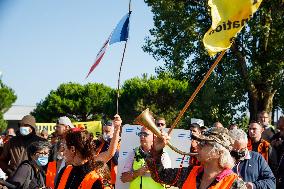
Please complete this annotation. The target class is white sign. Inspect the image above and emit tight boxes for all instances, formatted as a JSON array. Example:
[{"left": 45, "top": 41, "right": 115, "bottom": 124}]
[{"left": 116, "top": 125, "right": 192, "bottom": 189}]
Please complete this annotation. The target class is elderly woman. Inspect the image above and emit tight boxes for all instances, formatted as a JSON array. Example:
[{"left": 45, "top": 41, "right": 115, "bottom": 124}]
[
  {"left": 7, "top": 140, "right": 50, "bottom": 189},
  {"left": 146, "top": 127, "right": 247, "bottom": 189}
]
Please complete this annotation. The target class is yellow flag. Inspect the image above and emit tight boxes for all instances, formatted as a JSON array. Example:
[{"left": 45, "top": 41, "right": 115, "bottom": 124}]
[{"left": 203, "top": 0, "right": 262, "bottom": 56}]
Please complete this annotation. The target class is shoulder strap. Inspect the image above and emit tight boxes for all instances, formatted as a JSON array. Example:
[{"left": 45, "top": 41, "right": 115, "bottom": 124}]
[
  {"left": 46, "top": 161, "right": 57, "bottom": 189},
  {"left": 78, "top": 170, "right": 100, "bottom": 189},
  {"left": 57, "top": 165, "right": 73, "bottom": 189},
  {"left": 182, "top": 166, "right": 202, "bottom": 189},
  {"left": 20, "top": 161, "right": 35, "bottom": 189}
]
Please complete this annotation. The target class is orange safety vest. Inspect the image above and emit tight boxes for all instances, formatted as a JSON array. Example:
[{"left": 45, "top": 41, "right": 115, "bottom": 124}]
[
  {"left": 182, "top": 166, "right": 238, "bottom": 189},
  {"left": 57, "top": 165, "right": 111, "bottom": 189},
  {"left": 46, "top": 161, "right": 57, "bottom": 189},
  {"left": 247, "top": 138, "right": 270, "bottom": 161},
  {"left": 96, "top": 139, "right": 120, "bottom": 185}
]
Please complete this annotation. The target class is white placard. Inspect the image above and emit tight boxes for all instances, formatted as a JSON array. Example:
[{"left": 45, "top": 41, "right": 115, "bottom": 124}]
[{"left": 116, "top": 125, "right": 192, "bottom": 189}]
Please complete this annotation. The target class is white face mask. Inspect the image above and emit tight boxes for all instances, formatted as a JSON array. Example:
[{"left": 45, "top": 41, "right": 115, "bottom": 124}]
[
  {"left": 103, "top": 133, "right": 110, "bottom": 141},
  {"left": 19, "top": 127, "right": 31, "bottom": 136}
]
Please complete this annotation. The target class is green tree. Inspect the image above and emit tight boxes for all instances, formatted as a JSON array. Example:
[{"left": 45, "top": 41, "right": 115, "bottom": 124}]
[
  {"left": 119, "top": 75, "right": 191, "bottom": 127},
  {"left": 143, "top": 0, "right": 284, "bottom": 122},
  {"left": 0, "top": 80, "right": 17, "bottom": 132},
  {"left": 32, "top": 82, "right": 115, "bottom": 122}
]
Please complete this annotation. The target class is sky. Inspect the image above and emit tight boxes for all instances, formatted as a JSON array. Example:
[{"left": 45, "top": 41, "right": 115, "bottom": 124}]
[{"left": 0, "top": 0, "right": 161, "bottom": 106}]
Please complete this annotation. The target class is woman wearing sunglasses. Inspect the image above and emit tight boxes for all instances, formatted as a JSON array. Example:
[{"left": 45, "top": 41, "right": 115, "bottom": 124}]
[
  {"left": 7, "top": 140, "right": 50, "bottom": 189},
  {"left": 55, "top": 115, "right": 121, "bottom": 189}
]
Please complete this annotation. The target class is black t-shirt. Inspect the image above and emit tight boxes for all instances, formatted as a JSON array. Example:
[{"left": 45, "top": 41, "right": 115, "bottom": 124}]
[{"left": 55, "top": 163, "right": 103, "bottom": 189}]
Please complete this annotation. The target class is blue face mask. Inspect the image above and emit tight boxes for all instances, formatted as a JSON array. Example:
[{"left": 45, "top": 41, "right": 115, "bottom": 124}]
[
  {"left": 36, "top": 156, "right": 49, "bottom": 166},
  {"left": 19, "top": 127, "right": 31, "bottom": 136}
]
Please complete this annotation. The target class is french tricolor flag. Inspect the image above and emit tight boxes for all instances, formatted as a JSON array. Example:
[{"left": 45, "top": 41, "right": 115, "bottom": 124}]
[{"left": 86, "top": 13, "right": 131, "bottom": 78}]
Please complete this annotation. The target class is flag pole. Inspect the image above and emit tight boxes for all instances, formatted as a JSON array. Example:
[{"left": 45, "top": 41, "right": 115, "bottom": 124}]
[
  {"left": 116, "top": 0, "right": 132, "bottom": 114},
  {"left": 167, "top": 50, "right": 226, "bottom": 135}
]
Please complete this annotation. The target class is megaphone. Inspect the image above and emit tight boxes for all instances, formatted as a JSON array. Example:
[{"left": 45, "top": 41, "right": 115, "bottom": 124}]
[{"left": 134, "top": 108, "right": 197, "bottom": 156}]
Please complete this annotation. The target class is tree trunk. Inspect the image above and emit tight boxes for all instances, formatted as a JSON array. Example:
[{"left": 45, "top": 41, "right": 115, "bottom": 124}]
[
  {"left": 231, "top": 43, "right": 276, "bottom": 122},
  {"left": 248, "top": 90, "right": 275, "bottom": 121}
]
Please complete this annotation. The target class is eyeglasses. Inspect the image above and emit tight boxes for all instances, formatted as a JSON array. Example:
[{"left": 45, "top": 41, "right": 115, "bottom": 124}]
[
  {"left": 138, "top": 132, "right": 150, "bottom": 137},
  {"left": 157, "top": 123, "right": 165, "bottom": 127},
  {"left": 35, "top": 151, "right": 49, "bottom": 157}
]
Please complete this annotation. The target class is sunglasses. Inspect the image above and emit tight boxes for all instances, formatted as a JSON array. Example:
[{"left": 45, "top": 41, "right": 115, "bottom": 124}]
[
  {"left": 138, "top": 132, "right": 150, "bottom": 137},
  {"left": 157, "top": 123, "right": 165, "bottom": 127}
]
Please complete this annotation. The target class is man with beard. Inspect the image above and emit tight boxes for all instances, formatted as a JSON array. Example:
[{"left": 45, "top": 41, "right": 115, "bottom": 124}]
[{"left": 0, "top": 115, "right": 46, "bottom": 177}]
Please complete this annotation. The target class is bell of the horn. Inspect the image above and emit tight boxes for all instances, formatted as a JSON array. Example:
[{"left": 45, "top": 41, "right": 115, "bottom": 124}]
[
  {"left": 134, "top": 108, "right": 161, "bottom": 138},
  {"left": 134, "top": 108, "right": 197, "bottom": 156}
]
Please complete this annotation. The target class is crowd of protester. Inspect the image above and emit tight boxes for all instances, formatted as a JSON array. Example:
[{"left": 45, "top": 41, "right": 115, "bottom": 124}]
[{"left": 0, "top": 111, "right": 283, "bottom": 189}]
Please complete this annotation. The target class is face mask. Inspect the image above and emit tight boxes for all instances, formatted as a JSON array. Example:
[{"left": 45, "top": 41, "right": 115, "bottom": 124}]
[
  {"left": 103, "top": 133, "right": 110, "bottom": 141},
  {"left": 230, "top": 149, "right": 247, "bottom": 160},
  {"left": 36, "top": 156, "right": 49, "bottom": 166},
  {"left": 20, "top": 127, "right": 31, "bottom": 136}
]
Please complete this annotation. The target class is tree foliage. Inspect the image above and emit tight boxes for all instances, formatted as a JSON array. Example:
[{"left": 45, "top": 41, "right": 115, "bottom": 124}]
[
  {"left": 33, "top": 76, "right": 249, "bottom": 127},
  {"left": 143, "top": 0, "right": 284, "bottom": 122},
  {"left": 118, "top": 75, "right": 191, "bottom": 127},
  {"left": 32, "top": 82, "right": 115, "bottom": 122},
  {"left": 0, "top": 80, "right": 17, "bottom": 132}
]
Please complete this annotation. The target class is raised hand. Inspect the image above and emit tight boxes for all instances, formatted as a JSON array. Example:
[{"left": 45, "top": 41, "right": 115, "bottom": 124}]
[{"left": 113, "top": 114, "right": 122, "bottom": 130}]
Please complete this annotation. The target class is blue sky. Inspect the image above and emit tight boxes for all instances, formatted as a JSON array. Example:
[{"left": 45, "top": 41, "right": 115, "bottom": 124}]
[{"left": 0, "top": 0, "right": 160, "bottom": 105}]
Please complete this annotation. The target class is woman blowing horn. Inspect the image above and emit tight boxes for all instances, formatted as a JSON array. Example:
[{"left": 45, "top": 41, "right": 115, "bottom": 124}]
[
  {"left": 55, "top": 114, "right": 122, "bottom": 189},
  {"left": 146, "top": 127, "right": 247, "bottom": 189}
]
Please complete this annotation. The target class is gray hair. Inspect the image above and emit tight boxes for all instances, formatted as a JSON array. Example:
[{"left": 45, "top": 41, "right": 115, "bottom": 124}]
[
  {"left": 27, "top": 140, "right": 50, "bottom": 159},
  {"left": 209, "top": 142, "right": 235, "bottom": 169},
  {"left": 229, "top": 128, "right": 248, "bottom": 143}
]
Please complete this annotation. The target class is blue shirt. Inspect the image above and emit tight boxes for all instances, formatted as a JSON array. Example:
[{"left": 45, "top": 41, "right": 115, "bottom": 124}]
[{"left": 233, "top": 151, "right": 276, "bottom": 189}]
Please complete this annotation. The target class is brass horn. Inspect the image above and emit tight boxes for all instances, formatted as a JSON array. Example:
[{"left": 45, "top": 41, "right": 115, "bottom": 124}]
[{"left": 134, "top": 108, "right": 197, "bottom": 156}]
